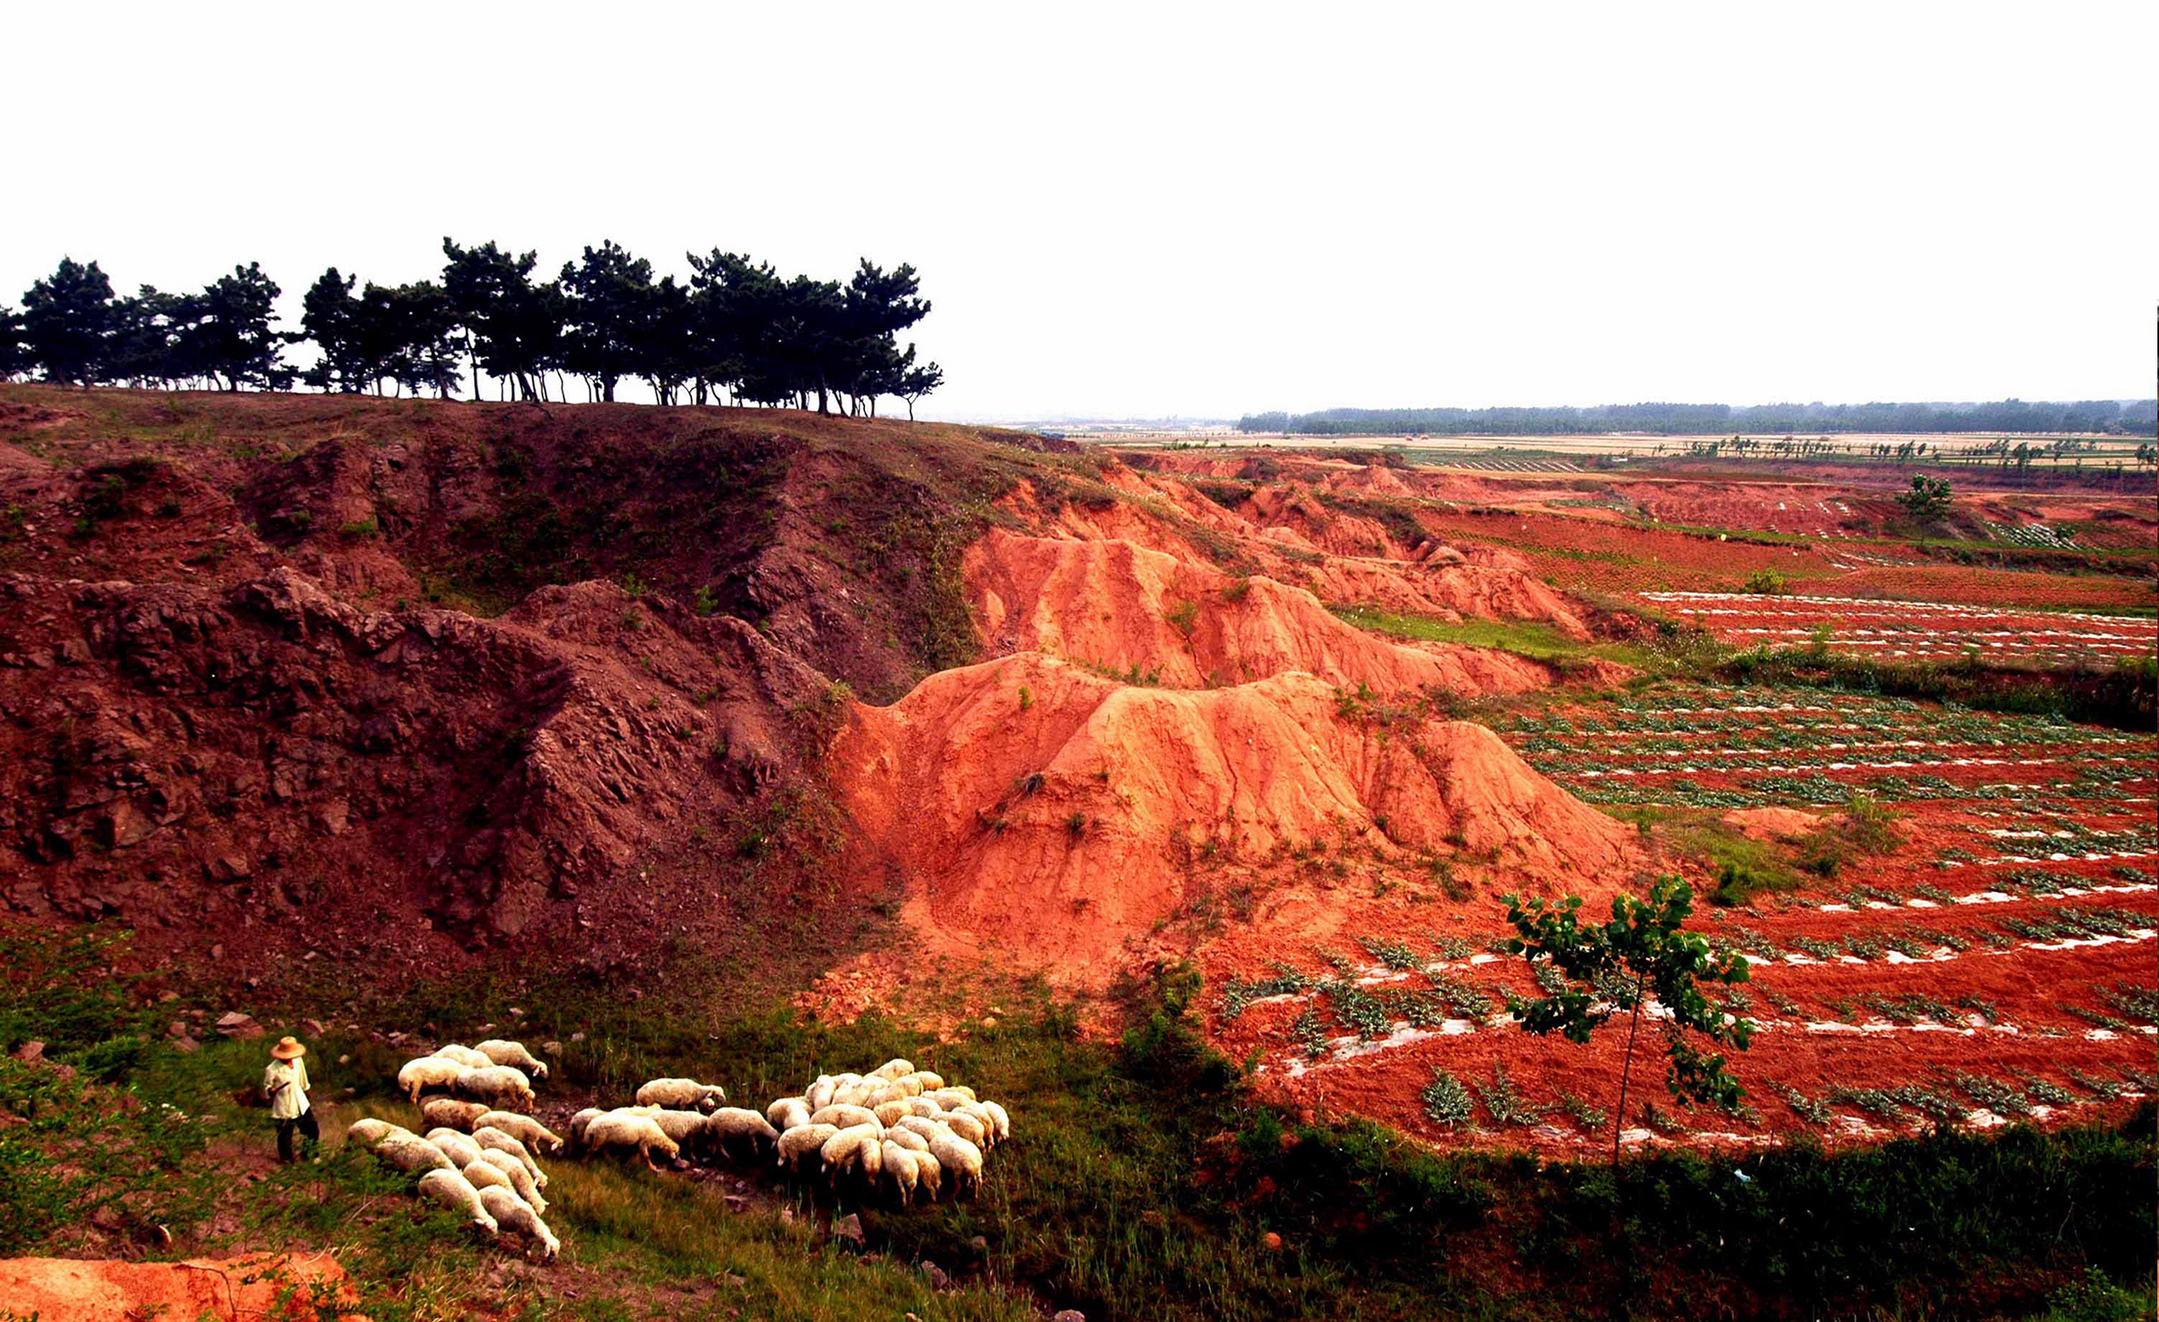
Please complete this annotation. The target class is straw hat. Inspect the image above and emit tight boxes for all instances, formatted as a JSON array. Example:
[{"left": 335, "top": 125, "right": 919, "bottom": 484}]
[{"left": 270, "top": 1036, "right": 306, "bottom": 1060}]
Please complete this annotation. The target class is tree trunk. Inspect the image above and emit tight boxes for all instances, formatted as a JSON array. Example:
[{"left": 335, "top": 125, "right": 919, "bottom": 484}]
[{"left": 1611, "top": 970, "right": 1646, "bottom": 1166}]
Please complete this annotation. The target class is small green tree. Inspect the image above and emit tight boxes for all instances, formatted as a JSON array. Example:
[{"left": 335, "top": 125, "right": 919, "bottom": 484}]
[
  {"left": 1894, "top": 475, "right": 1954, "bottom": 520},
  {"left": 1501, "top": 874, "right": 1753, "bottom": 1163}
]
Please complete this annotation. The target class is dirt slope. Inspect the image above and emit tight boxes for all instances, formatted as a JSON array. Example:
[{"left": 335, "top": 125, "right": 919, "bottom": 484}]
[{"left": 831, "top": 652, "right": 1638, "bottom": 979}]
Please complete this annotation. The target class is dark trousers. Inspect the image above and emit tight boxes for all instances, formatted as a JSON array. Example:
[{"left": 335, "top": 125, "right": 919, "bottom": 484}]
[{"left": 275, "top": 1110, "right": 320, "bottom": 1163}]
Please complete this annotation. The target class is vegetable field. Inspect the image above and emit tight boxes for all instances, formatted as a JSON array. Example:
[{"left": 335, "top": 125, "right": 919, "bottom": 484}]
[
  {"left": 1639, "top": 591, "right": 2156, "bottom": 665},
  {"left": 1202, "top": 683, "right": 2158, "bottom": 1153}
]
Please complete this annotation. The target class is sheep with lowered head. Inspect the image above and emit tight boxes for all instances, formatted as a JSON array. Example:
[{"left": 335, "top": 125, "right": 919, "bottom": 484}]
[
  {"left": 397, "top": 1056, "right": 469, "bottom": 1103},
  {"left": 426, "top": 1128, "right": 486, "bottom": 1168},
  {"left": 473, "top": 1126, "right": 546, "bottom": 1187},
  {"left": 421, "top": 1097, "right": 493, "bottom": 1132},
  {"left": 431, "top": 1044, "right": 493, "bottom": 1069},
  {"left": 475, "top": 1149, "right": 546, "bottom": 1213},
  {"left": 819, "top": 1123, "right": 883, "bottom": 1186},
  {"left": 346, "top": 1117, "right": 416, "bottom": 1148},
  {"left": 475, "top": 1039, "right": 549, "bottom": 1080},
  {"left": 417, "top": 1168, "right": 496, "bottom": 1233},
  {"left": 705, "top": 1107, "right": 781, "bottom": 1161},
  {"left": 476, "top": 1110, "right": 564, "bottom": 1156},
  {"left": 913, "top": 1147, "right": 944, "bottom": 1201},
  {"left": 635, "top": 1077, "right": 725, "bottom": 1112},
  {"left": 461, "top": 1159, "right": 515, "bottom": 1198},
  {"left": 927, "top": 1130, "right": 983, "bottom": 1195},
  {"left": 375, "top": 1135, "right": 455, "bottom": 1176},
  {"left": 808, "top": 1103, "right": 878, "bottom": 1130},
  {"left": 775, "top": 1123, "right": 839, "bottom": 1173},
  {"left": 454, "top": 1065, "right": 537, "bottom": 1112},
  {"left": 881, "top": 1140, "right": 921, "bottom": 1204},
  {"left": 582, "top": 1112, "right": 679, "bottom": 1170},
  {"left": 478, "top": 1184, "right": 560, "bottom": 1261},
  {"left": 883, "top": 1126, "right": 928, "bottom": 1153},
  {"left": 766, "top": 1097, "right": 811, "bottom": 1132}
]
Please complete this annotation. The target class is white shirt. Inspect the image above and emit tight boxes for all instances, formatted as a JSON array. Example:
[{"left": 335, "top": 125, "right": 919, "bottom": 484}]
[{"left": 263, "top": 1057, "right": 311, "bottom": 1120}]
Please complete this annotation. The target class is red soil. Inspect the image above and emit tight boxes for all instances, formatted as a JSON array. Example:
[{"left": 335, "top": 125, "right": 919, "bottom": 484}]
[{"left": 0, "top": 1252, "right": 359, "bottom": 1321}]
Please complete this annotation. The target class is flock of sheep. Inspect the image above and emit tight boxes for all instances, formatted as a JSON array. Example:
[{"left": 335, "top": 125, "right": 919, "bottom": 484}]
[
  {"left": 570, "top": 1057, "right": 1010, "bottom": 1206},
  {"left": 350, "top": 1042, "right": 1013, "bottom": 1263},
  {"left": 350, "top": 1040, "right": 563, "bottom": 1259}
]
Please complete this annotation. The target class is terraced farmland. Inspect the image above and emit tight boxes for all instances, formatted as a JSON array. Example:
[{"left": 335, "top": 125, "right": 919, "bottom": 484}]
[
  {"left": 1203, "top": 684, "right": 2157, "bottom": 1154},
  {"left": 1639, "top": 591, "right": 2157, "bottom": 665}
]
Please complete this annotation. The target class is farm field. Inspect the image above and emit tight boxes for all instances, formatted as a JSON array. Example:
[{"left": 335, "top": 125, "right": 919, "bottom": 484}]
[
  {"left": 1200, "top": 683, "right": 2158, "bottom": 1154},
  {"left": 1639, "top": 591, "right": 2158, "bottom": 664}
]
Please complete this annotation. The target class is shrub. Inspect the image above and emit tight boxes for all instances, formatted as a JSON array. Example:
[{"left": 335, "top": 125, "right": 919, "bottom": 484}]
[
  {"left": 1743, "top": 570, "right": 1785, "bottom": 595},
  {"left": 1420, "top": 1068, "right": 1476, "bottom": 1128}
]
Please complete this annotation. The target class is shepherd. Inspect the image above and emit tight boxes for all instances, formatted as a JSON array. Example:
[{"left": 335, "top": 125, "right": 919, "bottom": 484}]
[{"left": 262, "top": 1035, "right": 319, "bottom": 1163}]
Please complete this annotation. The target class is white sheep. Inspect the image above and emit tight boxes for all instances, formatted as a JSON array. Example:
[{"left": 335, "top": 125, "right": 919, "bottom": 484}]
[
  {"left": 567, "top": 1108, "right": 603, "bottom": 1154},
  {"left": 926, "top": 1087, "right": 976, "bottom": 1109},
  {"left": 776, "top": 1123, "right": 839, "bottom": 1173},
  {"left": 893, "top": 1115, "right": 949, "bottom": 1145},
  {"left": 375, "top": 1135, "right": 455, "bottom": 1176},
  {"left": 705, "top": 1107, "right": 780, "bottom": 1160},
  {"left": 805, "top": 1075, "right": 839, "bottom": 1112},
  {"left": 946, "top": 1106, "right": 993, "bottom": 1150},
  {"left": 927, "top": 1131, "right": 983, "bottom": 1195},
  {"left": 477, "top": 1110, "right": 565, "bottom": 1156},
  {"left": 473, "top": 1126, "right": 546, "bottom": 1187},
  {"left": 910, "top": 1070, "right": 946, "bottom": 1092},
  {"left": 819, "top": 1123, "right": 884, "bottom": 1185},
  {"left": 809, "top": 1103, "right": 879, "bottom": 1130},
  {"left": 478, "top": 1184, "right": 560, "bottom": 1261},
  {"left": 980, "top": 1100, "right": 1011, "bottom": 1143},
  {"left": 766, "top": 1097, "right": 812, "bottom": 1132},
  {"left": 882, "top": 1140, "right": 920, "bottom": 1203},
  {"left": 418, "top": 1168, "right": 497, "bottom": 1233},
  {"left": 640, "top": 1108, "right": 707, "bottom": 1156},
  {"left": 476, "top": 1149, "right": 547, "bottom": 1213},
  {"left": 431, "top": 1044, "right": 493, "bottom": 1069},
  {"left": 421, "top": 1098, "right": 493, "bottom": 1132},
  {"left": 903, "top": 1097, "right": 945, "bottom": 1119},
  {"left": 883, "top": 1126, "right": 929, "bottom": 1153},
  {"left": 864, "top": 1082, "right": 910, "bottom": 1109},
  {"left": 913, "top": 1147, "right": 944, "bottom": 1201},
  {"left": 454, "top": 1065, "right": 536, "bottom": 1112},
  {"left": 634, "top": 1078, "right": 725, "bottom": 1112},
  {"left": 870, "top": 1058, "right": 915, "bottom": 1081},
  {"left": 397, "top": 1056, "right": 470, "bottom": 1103},
  {"left": 345, "top": 1118, "right": 415, "bottom": 1148},
  {"left": 832, "top": 1080, "right": 876, "bottom": 1108},
  {"left": 885, "top": 1074, "right": 926, "bottom": 1098},
  {"left": 873, "top": 1100, "right": 913, "bottom": 1129},
  {"left": 582, "top": 1112, "right": 679, "bottom": 1170},
  {"left": 462, "top": 1158, "right": 514, "bottom": 1197},
  {"left": 426, "top": 1128, "right": 486, "bottom": 1168},
  {"left": 475, "top": 1039, "right": 549, "bottom": 1080}
]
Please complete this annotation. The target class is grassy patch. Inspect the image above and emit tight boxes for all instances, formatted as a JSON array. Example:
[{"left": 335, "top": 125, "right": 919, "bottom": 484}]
[{"left": 1329, "top": 604, "right": 1663, "bottom": 675}]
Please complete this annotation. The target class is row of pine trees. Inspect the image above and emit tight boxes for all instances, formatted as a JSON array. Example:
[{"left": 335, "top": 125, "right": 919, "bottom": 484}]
[{"left": 0, "top": 241, "right": 944, "bottom": 418}]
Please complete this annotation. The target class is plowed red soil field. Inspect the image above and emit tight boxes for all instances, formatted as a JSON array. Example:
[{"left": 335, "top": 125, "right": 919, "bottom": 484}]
[
  {"left": 1197, "top": 683, "right": 2158, "bottom": 1154},
  {"left": 1640, "top": 591, "right": 2156, "bottom": 665}
]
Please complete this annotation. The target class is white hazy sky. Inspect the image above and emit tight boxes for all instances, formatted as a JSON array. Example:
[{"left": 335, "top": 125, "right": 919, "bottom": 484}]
[{"left": 5, "top": 2, "right": 2153, "bottom": 421}]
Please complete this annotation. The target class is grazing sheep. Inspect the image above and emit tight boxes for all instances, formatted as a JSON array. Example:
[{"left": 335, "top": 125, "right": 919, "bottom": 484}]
[
  {"left": 884, "top": 1126, "right": 928, "bottom": 1153},
  {"left": 476, "top": 1149, "right": 546, "bottom": 1213},
  {"left": 641, "top": 1108, "right": 708, "bottom": 1156},
  {"left": 582, "top": 1112, "right": 679, "bottom": 1170},
  {"left": 462, "top": 1159, "right": 514, "bottom": 1197},
  {"left": 808, "top": 1103, "right": 879, "bottom": 1130},
  {"left": 475, "top": 1039, "right": 549, "bottom": 1080},
  {"left": 567, "top": 1108, "right": 603, "bottom": 1154},
  {"left": 941, "top": 1109, "right": 989, "bottom": 1149},
  {"left": 426, "top": 1128, "right": 486, "bottom": 1168},
  {"left": 478, "top": 1110, "right": 565, "bottom": 1156},
  {"left": 870, "top": 1058, "right": 915, "bottom": 1081},
  {"left": 397, "top": 1056, "right": 470, "bottom": 1103},
  {"left": 473, "top": 1126, "right": 546, "bottom": 1187},
  {"left": 913, "top": 1147, "right": 943, "bottom": 1201},
  {"left": 885, "top": 1074, "right": 925, "bottom": 1097},
  {"left": 832, "top": 1080, "right": 875, "bottom": 1108},
  {"left": 767, "top": 1097, "right": 812, "bottom": 1132},
  {"left": 873, "top": 1100, "right": 913, "bottom": 1129},
  {"left": 893, "top": 1115, "right": 949, "bottom": 1145},
  {"left": 417, "top": 1168, "right": 497, "bottom": 1233},
  {"left": 980, "top": 1100, "right": 1011, "bottom": 1143},
  {"left": 819, "top": 1123, "right": 884, "bottom": 1184},
  {"left": 705, "top": 1108, "right": 780, "bottom": 1160},
  {"left": 910, "top": 1071, "right": 946, "bottom": 1092},
  {"left": 926, "top": 1087, "right": 976, "bottom": 1109},
  {"left": 882, "top": 1140, "right": 920, "bottom": 1203},
  {"left": 635, "top": 1078, "right": 726, "bottom": 1112},
  {"left": 927, "top": 1131, "right": 983, "bottom": 1195},
  {"left": 375, "top": 1136, "right": 455, "bottom": 1176},
  {"left": 454, "top": 1065, "right": 536, "bottom": 1112},
  {"left": 478, "top": 1184, "right": 560, "bottom": 1261},
  {"left": 864, "top": 1083, "right": 909, "bottom": 1109},
  {"left": 776, "top": 1123, "right": 840, "bottom": 1173},
  {"left": 903, "top": 1097, "right": 945, "bottom": 1119},
  {"left": 345, "top": 1118, "right": 415, "bottom": 1148},
  {"left": 805, "top": 1075, "right": 840, "bottom": 1112},
  {"left": 431, "top": 1044, "right": 493, "bottom": 1069},
  {"left": 421, "top": 1098, "right": 493, "bottom": 1132}
]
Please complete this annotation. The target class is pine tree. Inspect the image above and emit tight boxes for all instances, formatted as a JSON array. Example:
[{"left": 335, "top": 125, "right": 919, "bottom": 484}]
[{"left": 21, "top": 257, "right": 117, "bottom": 386}]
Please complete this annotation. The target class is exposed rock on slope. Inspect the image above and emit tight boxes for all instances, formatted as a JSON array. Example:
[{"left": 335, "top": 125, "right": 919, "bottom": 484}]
[
  {"left": 831, "top": 652, "right": 1638, "bottom": 977},
  {"left": 965, "top": 529, "right": 1552, "bottom": 694}
]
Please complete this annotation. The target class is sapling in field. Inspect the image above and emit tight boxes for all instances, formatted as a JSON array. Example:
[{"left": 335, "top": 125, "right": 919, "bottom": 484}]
[{"left": 1500, "top": 873, "right": 1754, "bottom": 1163}]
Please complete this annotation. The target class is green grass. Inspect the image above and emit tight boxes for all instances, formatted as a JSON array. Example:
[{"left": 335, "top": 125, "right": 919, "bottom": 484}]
[{"left": 1328, "top": 604, "right": 1664, "bottom": 674}]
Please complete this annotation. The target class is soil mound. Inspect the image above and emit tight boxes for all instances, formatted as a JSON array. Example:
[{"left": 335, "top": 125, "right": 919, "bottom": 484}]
[
  {"left": 0, "top": 1252, "right": 358, "bottom": 1321},
  {"left": 831, "top": 653, "right": 1638, "bottom": 979},
  {"left": 965, "top": 528, "right": 1551, "bottom": 694}
]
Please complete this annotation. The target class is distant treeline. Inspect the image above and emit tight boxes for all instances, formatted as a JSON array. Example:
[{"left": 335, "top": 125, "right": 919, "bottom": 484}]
[
  {"left": 1238, "top": 400, "right": 2159, "bottom": 437},
  {"left": 1, "top": 242, "right": 945, "bottom": 418}
]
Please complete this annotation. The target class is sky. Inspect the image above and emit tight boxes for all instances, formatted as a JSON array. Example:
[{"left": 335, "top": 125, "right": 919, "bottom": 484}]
[{"left": 4, "top": 2, "right": 2153, "bottom": 421}]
